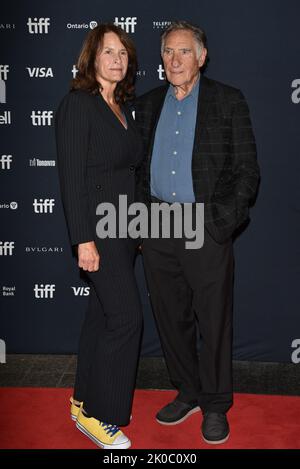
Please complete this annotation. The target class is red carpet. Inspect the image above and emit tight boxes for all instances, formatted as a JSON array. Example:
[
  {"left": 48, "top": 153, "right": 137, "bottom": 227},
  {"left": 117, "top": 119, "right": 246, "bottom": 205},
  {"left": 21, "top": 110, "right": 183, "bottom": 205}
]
[{"left": 0, "top": 388, "right": 300, "bottom": 449}]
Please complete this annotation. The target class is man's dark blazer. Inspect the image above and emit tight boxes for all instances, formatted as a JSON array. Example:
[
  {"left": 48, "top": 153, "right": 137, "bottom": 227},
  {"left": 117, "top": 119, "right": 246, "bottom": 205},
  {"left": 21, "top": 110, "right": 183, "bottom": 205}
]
[{"left": 134, "top": 75, "right": 260, "bottom": 244}]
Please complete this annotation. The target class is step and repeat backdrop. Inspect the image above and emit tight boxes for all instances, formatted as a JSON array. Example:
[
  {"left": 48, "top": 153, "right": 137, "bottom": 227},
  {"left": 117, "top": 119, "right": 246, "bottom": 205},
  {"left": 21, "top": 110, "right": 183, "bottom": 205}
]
[{"left": 1, "top": 0, "right": 299, "bottom": 362}]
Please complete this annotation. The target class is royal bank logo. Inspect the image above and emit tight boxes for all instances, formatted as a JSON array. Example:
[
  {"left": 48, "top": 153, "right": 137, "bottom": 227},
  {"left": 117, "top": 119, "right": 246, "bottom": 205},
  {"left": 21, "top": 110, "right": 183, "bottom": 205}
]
[
  {"left": 157, "top": 64, "right": 165, "bottom": 81},
  {"left": 0, "top": 155, "right": 12, "bottom": 169},
  {"left": 27, "top": 18, "right": 50, "bottom": 34},
  {"left": 25, "top": 246, "right": 63, "bottom": 253},
  {"left": 0, "top": 202, "right": 18, "bottom": 210},
  {"left": 34, "top": 284, "right": 55, "bottom": 298},
  {"left": 152, "top": 21, "right": 172, "bottom": 30},
  {"left": 291, "top": 79, "right": 300, "bottom": 104},
  {"left": 67, "top": 20, "right": 98, "bottom": 30},
  {"left": 0, "top": 65, "right": 9, "bottom": 80},
  {"left": 0, "top": 241, "right": 15, "bottom": 256},
  {"left": 33, "top": 198, "right": 55, "bottom": 214},
  {"left": 31, "top": 111, "right": 53, "bottom": 126},
  {"left": 72, "top": 286, "right": 90, "bottom": 296},
  {"left": 2, "top": 286, "right": 16, "bottom": 297},
  {"left": 26, "top": 67, "right": 54, "bottom": 78},
  {"left": 29, "top": 158, "right": 56, "bottom": 167},
  {"left": 114, "top": 17, "right": 137, "bottom": 33},
  {"left": 0, "top": 111, "right": 11, "bottom": 125}
]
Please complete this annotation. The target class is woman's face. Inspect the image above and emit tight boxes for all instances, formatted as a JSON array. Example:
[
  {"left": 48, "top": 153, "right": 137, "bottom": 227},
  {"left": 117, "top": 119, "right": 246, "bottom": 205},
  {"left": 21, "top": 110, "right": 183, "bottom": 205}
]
[{"left": 94, "top": 31, "right": 129, "bottom": 87}]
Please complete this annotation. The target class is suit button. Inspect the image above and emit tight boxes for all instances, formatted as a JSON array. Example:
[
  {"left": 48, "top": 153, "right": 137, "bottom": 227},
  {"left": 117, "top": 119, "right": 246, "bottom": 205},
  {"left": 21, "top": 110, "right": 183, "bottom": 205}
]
[
  {"left": 96, "top": 184, "right": 102, "bottom": 190},
  {"left": 129, "top": 165, "right": 135, "bottom": 172}
]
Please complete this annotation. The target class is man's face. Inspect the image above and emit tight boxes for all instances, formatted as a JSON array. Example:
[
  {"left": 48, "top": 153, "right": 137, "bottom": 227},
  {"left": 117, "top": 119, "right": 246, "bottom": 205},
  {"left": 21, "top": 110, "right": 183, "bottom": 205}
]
[{"left": 162, "top": 30, "right": 207, "bottom": 87}]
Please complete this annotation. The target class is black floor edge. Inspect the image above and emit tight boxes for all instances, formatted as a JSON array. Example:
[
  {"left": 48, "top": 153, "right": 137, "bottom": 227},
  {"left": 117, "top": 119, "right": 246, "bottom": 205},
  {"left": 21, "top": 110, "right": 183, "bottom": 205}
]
[{"left": 0, "top": 355, "right": 299, "bottom": 396}]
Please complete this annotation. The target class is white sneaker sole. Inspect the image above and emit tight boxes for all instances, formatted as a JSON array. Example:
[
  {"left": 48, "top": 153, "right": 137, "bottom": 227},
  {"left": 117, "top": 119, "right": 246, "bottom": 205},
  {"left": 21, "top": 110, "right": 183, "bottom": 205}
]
[
  {"left": 202, "top": 432, "right": 230, "bottom": 445},
  {"left": 156, "top": 406, "right": 201, "bottom": 425},
  {"left": 76, "top": 420, "right": 131, "bottom": 449}
]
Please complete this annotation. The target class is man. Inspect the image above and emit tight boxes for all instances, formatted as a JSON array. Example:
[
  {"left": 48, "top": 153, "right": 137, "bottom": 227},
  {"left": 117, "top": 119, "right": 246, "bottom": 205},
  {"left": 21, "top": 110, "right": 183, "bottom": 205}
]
[{"left": 135, "top": 21, "right": 260, "bottom": 444}]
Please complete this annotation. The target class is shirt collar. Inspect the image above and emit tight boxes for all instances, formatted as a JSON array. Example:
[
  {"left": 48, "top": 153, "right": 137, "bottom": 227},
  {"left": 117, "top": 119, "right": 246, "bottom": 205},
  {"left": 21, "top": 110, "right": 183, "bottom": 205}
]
[{"left": 167, "top": 73, "right": 201, "bottom": 101}]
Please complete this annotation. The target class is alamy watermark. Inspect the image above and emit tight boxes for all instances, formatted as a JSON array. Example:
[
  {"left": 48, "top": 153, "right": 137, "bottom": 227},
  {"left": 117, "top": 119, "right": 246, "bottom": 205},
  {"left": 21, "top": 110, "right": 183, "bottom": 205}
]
[{"left": 95, "top": 195, "right": 204, "bottom": 249}]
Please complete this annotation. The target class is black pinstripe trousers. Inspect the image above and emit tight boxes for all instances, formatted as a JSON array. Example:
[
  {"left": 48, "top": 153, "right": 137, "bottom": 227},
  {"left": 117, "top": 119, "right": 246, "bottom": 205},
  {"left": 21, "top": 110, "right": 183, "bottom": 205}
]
[{"left": 73, "top": 238, "right": 143, "bottom": 426}]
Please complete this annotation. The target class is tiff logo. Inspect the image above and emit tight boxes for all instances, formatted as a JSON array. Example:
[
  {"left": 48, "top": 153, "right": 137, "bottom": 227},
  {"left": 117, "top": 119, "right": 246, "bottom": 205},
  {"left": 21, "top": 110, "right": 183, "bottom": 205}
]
[
  {"left": 34, "top": 284, "right": 55, "bottom": 298},
  {"left": 114, "top": 17, "right": 137, "bottom": 33},
  {"left": 31, "top": 111, "right": 53, "bottom": 126},
  {"left": 0, "top": 65, "right": 9, "bottom": 80},
  {"left": 27, "top": 17, "right": 50, "bottom": 34},
  {"left": 33, "top": 198, "right": 55, "bottom": 213},
  {"left": 0, "top": 155, "right": 12, "bottom": 169},
  {"left": 157, "top": 64, "right": 165, "bottom": 81},
  {"left": 0, "top": 339, "right": 6, "bottom": 364},
  {"left": 0, "top": 241, "right": 15, "bottom": 256}
]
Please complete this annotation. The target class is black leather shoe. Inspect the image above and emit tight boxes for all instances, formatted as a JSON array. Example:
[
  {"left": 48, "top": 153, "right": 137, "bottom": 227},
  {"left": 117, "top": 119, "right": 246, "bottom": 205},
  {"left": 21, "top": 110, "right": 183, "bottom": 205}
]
[
  {"left": 201, "top": 412, "right": 230, "bottom": 444},
  {"left": 156, "top": 399, "right": 200, "bottom": 425}
]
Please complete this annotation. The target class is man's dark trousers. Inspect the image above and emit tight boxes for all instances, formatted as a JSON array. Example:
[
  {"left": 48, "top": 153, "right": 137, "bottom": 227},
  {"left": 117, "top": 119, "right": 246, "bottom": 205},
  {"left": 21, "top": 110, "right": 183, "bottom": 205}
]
[{"left": 142, "top": 223, "right": 234, "bottom": 414}]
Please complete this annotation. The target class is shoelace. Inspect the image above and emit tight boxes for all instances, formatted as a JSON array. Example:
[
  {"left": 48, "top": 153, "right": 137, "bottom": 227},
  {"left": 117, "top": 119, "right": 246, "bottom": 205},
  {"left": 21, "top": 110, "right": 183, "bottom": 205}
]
[{"left": 100, "top": 422, "right": 120, "bottom": 437}]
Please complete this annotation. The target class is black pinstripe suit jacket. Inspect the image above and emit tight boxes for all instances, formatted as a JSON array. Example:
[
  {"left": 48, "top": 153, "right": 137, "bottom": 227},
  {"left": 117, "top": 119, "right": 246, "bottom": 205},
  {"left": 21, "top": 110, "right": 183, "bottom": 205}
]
[{"left": 135, "top": 75, "right": 260, "bottom": 243}]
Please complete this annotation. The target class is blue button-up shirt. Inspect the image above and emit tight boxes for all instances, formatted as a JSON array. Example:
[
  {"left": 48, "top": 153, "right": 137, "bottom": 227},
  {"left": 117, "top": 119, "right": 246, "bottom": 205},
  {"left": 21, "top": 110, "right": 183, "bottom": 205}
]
[{"left": 150, "top": 76, "right": 200, "bottom": 203}]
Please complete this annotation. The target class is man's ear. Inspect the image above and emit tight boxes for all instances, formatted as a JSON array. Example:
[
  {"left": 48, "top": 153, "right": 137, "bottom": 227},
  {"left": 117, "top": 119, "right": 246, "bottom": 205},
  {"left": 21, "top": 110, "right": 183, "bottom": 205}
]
[{"left": 199, "top": 48, "right": 208, "bottom": 68}]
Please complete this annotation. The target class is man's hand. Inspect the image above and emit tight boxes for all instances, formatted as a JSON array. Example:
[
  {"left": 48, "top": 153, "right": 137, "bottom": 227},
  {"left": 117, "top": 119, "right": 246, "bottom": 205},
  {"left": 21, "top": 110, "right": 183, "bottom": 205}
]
[{"left": 77, "top": 241, "right": 100, "bottom": 272}]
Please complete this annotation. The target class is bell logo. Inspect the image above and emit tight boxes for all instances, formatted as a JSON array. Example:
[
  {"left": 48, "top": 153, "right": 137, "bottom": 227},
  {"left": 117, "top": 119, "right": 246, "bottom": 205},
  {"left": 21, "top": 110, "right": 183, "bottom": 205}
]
[
  {"left": 27, "top": 17, "right": 50, "bottom": 34},
  {"left": 114, "top": 17, "right": 137, "bottom": 33},
  {"left": 33, "top": 198, "right": 55, "bottom": 214},
  {"left": 31, "top": 111, "right": 53, "bottom": 126}
]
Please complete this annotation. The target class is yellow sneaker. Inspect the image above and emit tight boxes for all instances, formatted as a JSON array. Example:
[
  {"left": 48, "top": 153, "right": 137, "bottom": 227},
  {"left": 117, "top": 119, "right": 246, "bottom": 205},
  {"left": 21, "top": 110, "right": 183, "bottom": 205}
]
[
  {"left": 76, "top": 408, "right": 131, "bottom": 449},
  {"left": 70, "top": 396, "right": 83, "bottom": 421}
]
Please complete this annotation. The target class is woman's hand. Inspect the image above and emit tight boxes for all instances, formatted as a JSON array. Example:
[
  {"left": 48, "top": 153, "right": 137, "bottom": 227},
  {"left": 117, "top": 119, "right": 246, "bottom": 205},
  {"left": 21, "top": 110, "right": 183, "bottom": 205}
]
[{"left": 77, "top": 241, "right": 100, "bottom": 272}]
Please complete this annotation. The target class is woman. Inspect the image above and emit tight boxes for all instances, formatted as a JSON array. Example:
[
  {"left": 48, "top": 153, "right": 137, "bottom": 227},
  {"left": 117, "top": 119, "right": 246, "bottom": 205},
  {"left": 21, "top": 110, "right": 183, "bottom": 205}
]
[{"left": 55, "top": 24, "right": 144, "bottom": 449}]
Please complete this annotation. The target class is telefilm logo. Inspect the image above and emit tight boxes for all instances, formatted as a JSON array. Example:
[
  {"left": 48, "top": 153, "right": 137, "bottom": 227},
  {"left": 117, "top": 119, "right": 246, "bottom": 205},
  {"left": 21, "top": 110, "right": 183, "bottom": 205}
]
[
  {"left": 29, "top": 158, "right": 56, "bottom": 167},
  {"left": 31, "top": 111, "right": 53, "bottom": 126},
  {"left": 0, "top": 242, "right": 15, "bottom": 256},
  {"left": 67, "top": 21, "right": 98, "bottom": 30},
  {"left": 33, "top": 198, "right": 55, "bottom": 214},
  {"left": 0, "top": 155, "right": 12, "bottom": 169},
  {"left": 27, "top": 18, "right": 50, "bottom": 34},
  {"left": 0, "top": 201, "right": 18, "bottom": 210},
  {"left": 291, "top": 339, "right": 300, "bottom": 363},
  {"left": 114, "top": 17, "right": 137, "bottom": 33},
  {"left": 26, "top": 67, "right": 53, "bottom": 78},
  {"left": 153, "top": 21, "right": 172, "bottom": 29},
  {"left": 72, "top": 286, "right": 90, "bottom": 296},
  {"left": 34, "top": 284, "right": 55, "bottom": 299},
  {"left": 291, "top": 79, "right": 300, "bottom": 103}
]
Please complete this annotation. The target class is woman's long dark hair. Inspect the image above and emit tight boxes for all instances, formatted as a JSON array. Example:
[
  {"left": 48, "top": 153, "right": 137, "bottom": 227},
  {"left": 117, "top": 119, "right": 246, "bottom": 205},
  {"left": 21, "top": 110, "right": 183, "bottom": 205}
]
[{"left": 71, "top": 23, "right": 137, "bottom": 103}]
